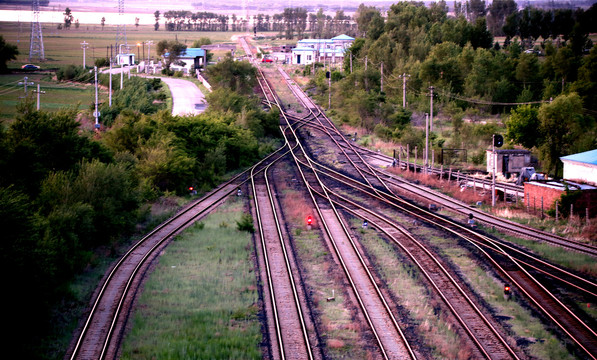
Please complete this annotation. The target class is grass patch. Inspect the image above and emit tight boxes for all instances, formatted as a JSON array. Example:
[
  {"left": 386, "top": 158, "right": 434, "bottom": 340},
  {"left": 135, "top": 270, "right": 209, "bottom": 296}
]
[{"left": 120, "top": 197, "right": 262, "bottom": 360}]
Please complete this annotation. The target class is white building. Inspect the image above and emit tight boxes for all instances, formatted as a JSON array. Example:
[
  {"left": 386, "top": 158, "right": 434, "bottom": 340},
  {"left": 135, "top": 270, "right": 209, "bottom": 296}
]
[
  {"left": 291, "top": 34, "right": 354, "bottom": 65},
  {"left": 560, "top": 149, "right": 597, "bottom": 186},
  {"left": 164, "top": 48, "right": 207, "bottom": 74}
]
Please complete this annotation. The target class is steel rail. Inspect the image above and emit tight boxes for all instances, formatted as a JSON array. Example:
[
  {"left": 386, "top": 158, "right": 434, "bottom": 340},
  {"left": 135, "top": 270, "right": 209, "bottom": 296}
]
[
  {"left": 69, "top": 145, "right": 289, "bottom": 360},
  {"left": 254, "top": 64, "right": 416, "bottom": 359}
]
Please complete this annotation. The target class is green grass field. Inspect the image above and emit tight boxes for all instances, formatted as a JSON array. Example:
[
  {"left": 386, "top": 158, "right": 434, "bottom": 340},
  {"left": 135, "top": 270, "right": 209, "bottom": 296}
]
[
  {"left": 1, "top": 22, "right": 252, "bottom": 69},
  {"left": 119, "top": 197, "right": 262, "bottom": 360},
  {"left": 0, "top": 73, "right": 100, "bottom": 122}
]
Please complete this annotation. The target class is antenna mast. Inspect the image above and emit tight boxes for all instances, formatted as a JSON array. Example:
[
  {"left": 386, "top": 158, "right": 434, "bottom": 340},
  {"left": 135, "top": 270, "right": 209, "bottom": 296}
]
[
  {"left": 116, "top": 0, "right": 127, "bottom": 55},
  {"left": 29, "top": 0, "right": 45, "bottom": 61}
]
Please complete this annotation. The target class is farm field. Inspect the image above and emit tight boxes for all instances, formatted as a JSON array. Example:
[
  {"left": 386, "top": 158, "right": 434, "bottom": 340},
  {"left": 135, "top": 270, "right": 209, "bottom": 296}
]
[
  {"left": 0, "top": 73, "right": 100, "bottom": 121},
  {"left": 0, "top": 22, "right": 248, "bottom": 69}
]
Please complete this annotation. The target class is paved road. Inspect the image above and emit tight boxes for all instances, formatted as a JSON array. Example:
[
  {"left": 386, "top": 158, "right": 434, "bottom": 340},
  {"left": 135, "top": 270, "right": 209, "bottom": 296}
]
[
  {"left": 101, "top": 67, "right": 206, "bottom": 116},
  {"left": 159, "top": 77, "right": 207, "bottom": 116}
]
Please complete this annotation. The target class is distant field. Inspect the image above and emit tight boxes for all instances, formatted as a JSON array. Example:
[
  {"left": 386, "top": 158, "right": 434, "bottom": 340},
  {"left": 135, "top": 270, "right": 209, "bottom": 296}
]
[
  {"left": 0, "top": 23, "right": 250, "bottom": 69},
  {"left": 0, "top": 73, "right": 102, "bottom": 122}
]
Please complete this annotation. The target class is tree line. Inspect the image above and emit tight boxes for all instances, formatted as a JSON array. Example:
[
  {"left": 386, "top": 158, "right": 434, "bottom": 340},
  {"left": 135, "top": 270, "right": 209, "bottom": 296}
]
[{"left": 0, "top": 58, "right": 279, "bottom": 358}]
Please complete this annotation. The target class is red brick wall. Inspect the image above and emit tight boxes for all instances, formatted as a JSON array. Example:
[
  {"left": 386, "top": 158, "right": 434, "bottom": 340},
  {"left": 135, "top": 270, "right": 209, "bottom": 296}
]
[{"left": 524, "top": 182, "right": 597, "bottom": 217}]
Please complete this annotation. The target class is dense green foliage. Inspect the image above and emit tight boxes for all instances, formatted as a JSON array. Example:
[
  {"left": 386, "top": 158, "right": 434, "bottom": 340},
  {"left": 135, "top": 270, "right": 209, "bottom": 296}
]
[
  {"left": 0, "top": 35, "right": 19, "bottom": 73},
  {"left": 311, "top": 1, "right": 597, "bottom": 177},
  {"left": 98, "top": 76, "right": 166, "bottom": 126},
  {"left": 0, "top": 74, "right": 279, "bottom": 358}
]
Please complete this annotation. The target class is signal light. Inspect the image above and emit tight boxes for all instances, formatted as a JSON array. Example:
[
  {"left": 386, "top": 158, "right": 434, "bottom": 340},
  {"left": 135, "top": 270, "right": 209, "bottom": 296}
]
[
  {"left": 307, "top": 216, "right": 313, "bottom": 225},
  {"left": 504, "top": 285, "right": 511, "bottom": 295},
  {"left": 494, "top": 134, "right": 504, "bottom": 148},
  {"left": 189, "top": 186, "right": 194, "bottom": 191}
]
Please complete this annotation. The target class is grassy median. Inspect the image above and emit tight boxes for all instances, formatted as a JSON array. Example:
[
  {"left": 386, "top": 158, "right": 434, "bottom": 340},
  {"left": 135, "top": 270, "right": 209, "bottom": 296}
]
[{"left": 120, "top": 197, "right": 262, "bottom": 360}]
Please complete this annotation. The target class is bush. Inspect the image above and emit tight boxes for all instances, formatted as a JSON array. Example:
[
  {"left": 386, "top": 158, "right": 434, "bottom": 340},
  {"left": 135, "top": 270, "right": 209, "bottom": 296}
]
[
  {"left": 94, "top": 58, "right": 109, "bottom": 68},
  {"left": 236, "top": 213, "right": 255, "bottom": 233},
  {"left": 56, "top": 65, "right": 93, "bottom": 83}
]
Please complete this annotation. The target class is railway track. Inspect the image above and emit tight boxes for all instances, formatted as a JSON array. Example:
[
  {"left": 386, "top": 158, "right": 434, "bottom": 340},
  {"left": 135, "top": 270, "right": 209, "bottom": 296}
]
[
  {"left": 249, "top": 42, "right": 418, "bottom": 358},
  {"left": 68, "top": 146, "right": 290, "bottom": 360},
  {"left": 250, "top": 154, "right": 319, "bottom": 360},
  {"left": 270, "top": 63, "right": 597, "bottom": 358}
]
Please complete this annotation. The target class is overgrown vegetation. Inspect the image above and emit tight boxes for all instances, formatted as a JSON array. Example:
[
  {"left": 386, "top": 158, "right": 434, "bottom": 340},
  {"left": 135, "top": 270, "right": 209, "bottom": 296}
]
[
  {"left": 0, "top": 71, "right": 279, "bottom": 358},
  {"left": 120, "top": 198, "right": 261, "bottom": 359}
]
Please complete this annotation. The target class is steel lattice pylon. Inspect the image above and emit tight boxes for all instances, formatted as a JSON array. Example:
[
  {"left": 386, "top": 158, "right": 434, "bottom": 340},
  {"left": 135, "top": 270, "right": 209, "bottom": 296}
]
[
  {"left": 29, "top": 0, "right": 45, "bottom": 61},
  {"left": 115, "top": 0, "right": 127, "bottom": 55}
]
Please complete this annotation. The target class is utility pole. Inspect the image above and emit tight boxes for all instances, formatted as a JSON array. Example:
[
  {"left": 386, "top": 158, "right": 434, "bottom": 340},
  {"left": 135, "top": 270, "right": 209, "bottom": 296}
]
[
  {"left": 121, "top": 63, "right": 124, "bottom": 89},
  {"left": 429, "top": 86, "right": 434, "bottom": 131},
  {"left": 81, "top": 41, "right": 89, "bottom": 68},
  {"left": 93, "top": 66, "right": 100, "bottom": 130},
  {"left": 349, "top": 50, "right": 352, "bottom": 73},
  {"left": 109, "top": 60, "right": 113, "bottom": 107},
  {"left": 399, "top": 73, "right": 410, "bottom": 108},
  {"left": 328, "top": 63, "right": 331, "bottom": 110},
  {"left": 145, "top": 40, "right": 153, "bottom": 74},
  {"left": 492, "top": 134, "right": 496, "bottom": 207},
  {"left": 34, "top": 83, "right": 45, "bottom": 110},
  {"left": 18, "top": 76, "right": 34, "bottom": 94},
  {"left": 425, "top": 113, "right": 429, "bottom": 174},
  {"left": 380, "top": 62, "right": 383, "bottom": 93}
]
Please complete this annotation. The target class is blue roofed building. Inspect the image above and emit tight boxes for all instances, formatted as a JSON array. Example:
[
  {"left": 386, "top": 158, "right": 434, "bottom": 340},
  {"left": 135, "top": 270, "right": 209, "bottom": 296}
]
[
  {"left": 291, "top": 34, "right": 354, "bottom": 65},
  {"left": 561, "top": 149, "right": 597, "bottom": 186},
  {"left": 164, "top": 48, "right": 207, "bottom": 74}
]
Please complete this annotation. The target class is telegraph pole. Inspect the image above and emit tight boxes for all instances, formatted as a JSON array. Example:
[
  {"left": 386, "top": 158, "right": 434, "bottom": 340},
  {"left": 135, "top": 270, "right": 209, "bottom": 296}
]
[
  {"left": 492, "top": 134, "right": 496, "bottom": 207},
  {"left": 380, "top": 61, "right": 383, "bottom": 93},
  {"left": 429, "top": 86, "right": 434, "bottom": 131},
  {"left": 18, "top": 76, "right": 34, "bottom": 94},
  {"left": 34, "top": 84, "right": 45, "bottom": 110},
  {"left": 109, "top": 60, "right": 113, "bottom": 107},
  {"left": 93, "top": 66, "right": 100, "bottom": 130},
  {"left": 399, "top": 73, "right": 410, "bottom": 108},
  {"left": 81, "top": 41, "right": 89, "bottom": 68},
  {"left": 425, "top": 113, "right": 429, "bottom": 174},
  {"left": 145, "top": 40, "right": 153, "bottom": 74}
]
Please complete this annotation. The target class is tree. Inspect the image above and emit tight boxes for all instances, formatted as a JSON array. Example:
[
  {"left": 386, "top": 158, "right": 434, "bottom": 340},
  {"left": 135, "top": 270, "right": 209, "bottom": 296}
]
[
  {"left": 156, "top": 40, "right": 186, "bottom": 70},
  {"left": 537, "top": 93, "right": 584, "bottom": 177},
  {"left": 487, "top": 0, "right": 517, "bottom": 36},
  {"left": 205, "top": 57, "right": 256, "bottom": 95},
  {"left": 154, "top": 10, "right": 160, "bottom": 31},
  {"left": 63, "top": 7, "right": 73, "bottom": 29},
  {"left": 135, "top": 17, "right": 140, "bottom": 28},
  {"left": 505, "top": 104, "right": 540, "bottom": 148},
  {"left": 0, "top": 35, "right": 18, "bottom": 73},
  {"left": 101, "top": 16, "right": 105, "bottom": 30}
]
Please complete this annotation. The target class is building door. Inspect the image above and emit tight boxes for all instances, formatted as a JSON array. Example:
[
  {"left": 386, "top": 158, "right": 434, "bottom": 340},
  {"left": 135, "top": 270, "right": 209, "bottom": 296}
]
[
  {"left": 502, "top": 155, "right": 509, "bottom": 177},
  {"left": 296, "top": 54, "right": 301, "bottom": 64}
]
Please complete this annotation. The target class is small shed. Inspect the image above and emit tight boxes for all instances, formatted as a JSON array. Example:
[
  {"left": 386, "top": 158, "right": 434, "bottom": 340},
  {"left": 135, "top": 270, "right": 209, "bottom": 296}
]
[
  {"left": 524, "top": 180, "right": 597, "bottom": 217},
  {"left": 116, "top": 53, "right": 135, "bottom": 66},
  {"left": 560, "top": 149, "right": 597, "bottom": 186},
  {"left": 292, "top": 47, "right": 317, "bottom": 65},
  {"left": 486, "top": 149, "right": 532, "bottom": 177}
]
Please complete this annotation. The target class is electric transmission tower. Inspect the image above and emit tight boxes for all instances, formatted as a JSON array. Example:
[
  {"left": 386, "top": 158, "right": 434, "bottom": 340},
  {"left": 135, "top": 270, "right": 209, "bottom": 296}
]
[
  {"left": 115, "top": 0, "right": 127, "bottom": 55},
  {"left": 29, "top": 0, "right": 45, "bottom": 61}
]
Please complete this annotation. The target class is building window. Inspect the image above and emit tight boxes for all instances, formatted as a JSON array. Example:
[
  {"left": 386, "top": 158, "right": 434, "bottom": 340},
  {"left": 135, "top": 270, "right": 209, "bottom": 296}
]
[{"left": 307, "top": 55, "right": 312, "bottom": 61}]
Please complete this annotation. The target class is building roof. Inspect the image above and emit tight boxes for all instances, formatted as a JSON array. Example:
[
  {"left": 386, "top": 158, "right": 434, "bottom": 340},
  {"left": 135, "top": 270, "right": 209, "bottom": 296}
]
[
  {"left": 164, "top": 48, "right": 206, "bottom": 58},
  {"left": 560, "top": 149, "right": 597, "bottom": 166},
  {"left": 292, "top": 47, "right": 318, "bottom": 52},
  {"left": 332, "top": 34, "right": 355, "bottom": 41}
]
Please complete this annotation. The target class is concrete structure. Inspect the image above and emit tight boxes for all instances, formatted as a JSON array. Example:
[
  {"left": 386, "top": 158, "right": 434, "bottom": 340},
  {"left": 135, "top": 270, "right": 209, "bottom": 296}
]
[
  {"left": 164, "top": 48, "right": 207, "bottom": 74},
  {"left": 486, "top": 149, "right": 532, "bottom": 177},
  {"left": 116, "top": 53, "right": 135, "bottom": 66},
  {"left": 560, "top": 149, "right": 597, "bottom": 186},
  {"left": 291, "top": 34, "right": 354, "bottom": 65}
]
